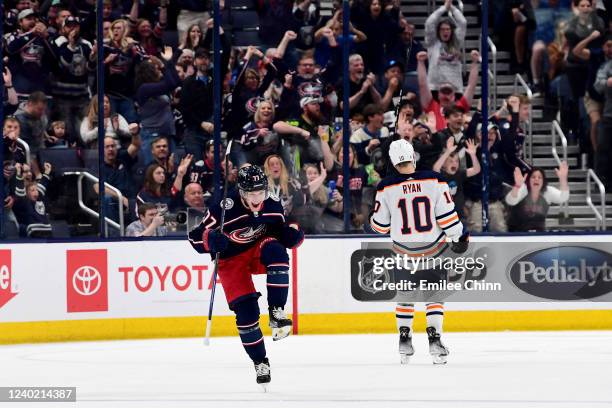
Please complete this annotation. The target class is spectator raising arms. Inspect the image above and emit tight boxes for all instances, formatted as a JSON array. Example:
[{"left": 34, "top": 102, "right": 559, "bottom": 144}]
[
  {"left": 137, "top": 154, "right": 192, "bottom": 211},
  {"left": 6, "top": 8, "right": 55, "bottom": 96},
  {"left": 424, "top": 0, "right": 467, "bottom": 92},
  {"left": 98, "top": 19, "right": 144, "bottom": 123},
  {"left": 134, "top": 46, "right": 181, "bottom": 163},
  {"left": 417, "top": 50, "right": 480, "bottom": 132},
  {"left": 506, "top": 163, "right": 570, "bottom": 232}
]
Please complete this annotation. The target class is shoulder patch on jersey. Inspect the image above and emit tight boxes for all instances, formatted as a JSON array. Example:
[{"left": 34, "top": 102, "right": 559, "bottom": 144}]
[{"left": 222, "top": 198, "right": 234, "bottom": 210}]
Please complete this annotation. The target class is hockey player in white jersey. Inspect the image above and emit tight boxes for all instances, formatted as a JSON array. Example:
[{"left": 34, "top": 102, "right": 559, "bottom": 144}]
[{"left": 369, "top": 139, "right": 469, "bottom": 365}]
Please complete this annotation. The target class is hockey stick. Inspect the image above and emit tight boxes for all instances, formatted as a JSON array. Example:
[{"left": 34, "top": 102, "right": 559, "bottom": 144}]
[
  {"left": 204, "top": 139, "right": 233, "bottom": 346},
  {"left": 393, "top": 87, "right": 404, "bottom": 134}
]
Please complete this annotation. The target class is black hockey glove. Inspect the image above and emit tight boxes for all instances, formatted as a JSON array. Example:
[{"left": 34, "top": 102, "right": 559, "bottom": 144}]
[
  {"left": 205, "top": 229, "right": 230, "bottom": 253},
  {"left": 450, "top": 231, "right": 470, "bottom": 254},
  {"left": 279, "top": 224, "right": 304, "bottom": 249}
]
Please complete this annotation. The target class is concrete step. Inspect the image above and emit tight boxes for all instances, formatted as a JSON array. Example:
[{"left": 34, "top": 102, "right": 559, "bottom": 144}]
[
  {"left": 544, "top": 217, "right": 609, "bottom": 231},
  {"left": 530, "top": 145, "right": 580, "bottom": 155},
  {"left": 548, "top": 205, "right": 612, "bottom": 216},
  {"left": 531, "top": 157, "right": 578, "bottom": 167}
]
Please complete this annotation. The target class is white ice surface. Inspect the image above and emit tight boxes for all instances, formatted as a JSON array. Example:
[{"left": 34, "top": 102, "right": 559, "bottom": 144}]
[{"left": 1, "top": 331, "right": 612, "bottom": 408}]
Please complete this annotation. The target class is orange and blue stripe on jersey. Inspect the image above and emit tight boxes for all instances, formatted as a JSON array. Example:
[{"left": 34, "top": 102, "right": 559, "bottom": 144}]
[
  {"left": 436, "top": 209, "right": 461, "bottom": 231},
  {"left": 392, "top": 232, "right": 448, "bottom": 259},
  {"left": 370, "top": 217, "right": 390, "bottom": 234}
]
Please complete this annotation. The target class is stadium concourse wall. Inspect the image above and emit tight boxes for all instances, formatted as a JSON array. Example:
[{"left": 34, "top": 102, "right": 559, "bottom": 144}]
[{"left": 0, "top": 235, "right": 611, "bottom": 344}]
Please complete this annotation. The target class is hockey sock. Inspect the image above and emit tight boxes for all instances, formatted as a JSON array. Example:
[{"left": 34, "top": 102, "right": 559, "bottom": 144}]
[
  {"left": 425, "top": 302, "right": 444, "bottom": 333},
  {"left": 261, "top": 240, "right": 290, "bottom": 308},
  {"left": 266, "top": 263, "right": 289, "bottom": 307},
  {"left": 234, "top": 298, "right": 266, "bottom": 363},
  {"left": 395, "top": 303, "right": 415, "bottom": 332}
]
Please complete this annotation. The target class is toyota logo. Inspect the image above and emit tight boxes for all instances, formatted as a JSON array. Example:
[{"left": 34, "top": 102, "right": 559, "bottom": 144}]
[{"left": 73, "top": 266, "right": 102, "bottom": 296}]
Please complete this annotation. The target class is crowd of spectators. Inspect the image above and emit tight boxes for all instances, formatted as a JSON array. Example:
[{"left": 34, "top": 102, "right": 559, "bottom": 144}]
[{"left": 1, "top": 0, "right": 609, "bottom": 238}]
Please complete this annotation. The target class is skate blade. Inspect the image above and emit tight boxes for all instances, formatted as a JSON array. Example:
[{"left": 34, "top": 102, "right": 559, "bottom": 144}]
[
  {"left": 400, "top": 354, "right": 411, "bottom": 365},
  {"left": 272, "top": 326, "right": 291, "bottom": 341},
  {"left": 259, "top": 383, "right": 269, "bottom": 393},
  {"left": 432, "top": 354, "right": 448, "bottom": 365}
]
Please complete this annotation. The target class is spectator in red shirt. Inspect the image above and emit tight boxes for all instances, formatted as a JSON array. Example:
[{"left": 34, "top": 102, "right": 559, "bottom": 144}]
[{"left": 416, "top": 50, "right": 480, "bottom": 131}]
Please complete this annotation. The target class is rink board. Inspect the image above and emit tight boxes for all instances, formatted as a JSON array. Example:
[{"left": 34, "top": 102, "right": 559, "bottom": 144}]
[{"left": 0, "top": 236, "right": 611, "bottom": 343}]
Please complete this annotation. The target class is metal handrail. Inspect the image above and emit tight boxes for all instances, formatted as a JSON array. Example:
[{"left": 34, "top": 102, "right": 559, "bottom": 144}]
[
  {"left": 551, "top": 120, "right": 569, "bottom": 218},
  {"left": 513, "top": 74, "right": 533, "bottom": 165},
  {"left": 479, "top": 35, "right": 498, "bottom": 109},
  {"left": 488, "top": 37, "right": 497, "bottom": 109},
  {"left": 586, "top": 169, "right": 607, "bottom": 231},
  {"left": 15, "top": 139, "right": 31, "bottom": 165},
  {"left": 551, "top": 120, "right": 567, "bottom": 165},
  {"left": 64, "top": 171, "right": 125, "bottom": 236}
]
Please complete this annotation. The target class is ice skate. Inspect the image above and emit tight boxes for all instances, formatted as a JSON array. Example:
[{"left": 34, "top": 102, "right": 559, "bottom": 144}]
[
  {"left": 427, "top": 326, "right": 449, "bottom": 365},
  {"left": 269, "top": 307, "right": 292, "bottom": 341},
  {"left": 398, "top": 326, "right": 414, "bottom": 364},
  {"left": 254, "top": 358, "right": 271, "bottom": 391}
]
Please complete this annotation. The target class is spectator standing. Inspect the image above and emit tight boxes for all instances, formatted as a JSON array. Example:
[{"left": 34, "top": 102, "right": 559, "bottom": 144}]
[
  {"left": 50, "top": 16, "right": 93, "bottom": 142},
  {"left": 464, "top": 124, "right": 510, "bottom": 233},
  {"left": 337, "top": 54, "right": 382, "bottom": 116},
  {"left": 6, "top": 8, "right": 55, "bottom": 96},
  {"left": 352, "top": 0, "right": 401, "bottom": 75},
  {"left": 387, "top": 21, "right": 425, "bottom": 74},
  {"left": 98, "top": 19, "right": 144, "bottom": 123},
  {"left": 594, "top": 38, "right": 612, "bottom": 188},
  {"left": 176, "top": 0, "right": 209, "bottom": 44},
  {"left": 14, "top": 91, "right": 49, "bottom": 174},
  {"left": 417, "top": 50, "right": 479, "bottom": 131},
  {"left": 134, "top": 47, "right": 181, "bottom": 163},
  {"left": 80, "top": 94, "right": 131, "bottom": 148},
  {"left": 180, "top": 45, "right": 230, "bottom": 159},
  {"left": 564, "top": 0, "right": 606, "bottom": 104},
  {"left": 506, "top": 163, "right": 570, "bottom": 232},
  {"left": 424, "top": 0, "right": 467, "bottom": 92}
]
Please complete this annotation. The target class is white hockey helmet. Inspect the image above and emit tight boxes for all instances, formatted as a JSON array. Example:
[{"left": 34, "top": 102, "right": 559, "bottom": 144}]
[{"left": 389, "top": 139, "right": 415, "bottom": 166}]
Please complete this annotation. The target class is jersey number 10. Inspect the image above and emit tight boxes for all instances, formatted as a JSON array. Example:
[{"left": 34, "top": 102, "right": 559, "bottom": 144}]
[{"left": 397, "top": 197, "right": 433, "bottom": 234}]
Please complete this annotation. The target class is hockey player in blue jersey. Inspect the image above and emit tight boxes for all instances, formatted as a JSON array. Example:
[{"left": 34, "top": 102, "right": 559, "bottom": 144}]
[{"left": 188, "top": 165, "right": 304, "bottom": 386}]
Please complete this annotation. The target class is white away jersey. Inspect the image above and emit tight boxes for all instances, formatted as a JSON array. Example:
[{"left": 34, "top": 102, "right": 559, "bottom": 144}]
[{"left": 370, "top": 170, "right": 464, "bottom": 257}]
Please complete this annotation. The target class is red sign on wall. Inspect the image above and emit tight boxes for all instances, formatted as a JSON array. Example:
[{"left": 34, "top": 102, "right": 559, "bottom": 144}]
[
  {"left": 66, "top": 249, "right": 108, "bottom": 313},
  {"left": 0, "top": 250, "right": 18, "bottom": 309}
]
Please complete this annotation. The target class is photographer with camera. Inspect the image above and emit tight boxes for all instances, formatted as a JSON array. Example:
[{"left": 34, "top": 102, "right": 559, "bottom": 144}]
[{"left": 126, "top": 203, "right": 168, "bottom": 237}]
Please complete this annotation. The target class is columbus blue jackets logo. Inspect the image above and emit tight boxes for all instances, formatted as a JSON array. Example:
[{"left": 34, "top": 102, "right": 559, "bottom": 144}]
[
  {"left": 228, "top": 224, "right": 266, "bottom": 244},
  {"left": 222, "top": 198, "right": 234, "bottom": 210}
]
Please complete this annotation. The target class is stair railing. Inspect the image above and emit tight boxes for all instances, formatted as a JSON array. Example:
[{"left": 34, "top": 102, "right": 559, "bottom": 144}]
[
  {"left": 586, "top": 169, "right": 607, "bottom": 231},
  {"left": 513, "top": 74, "right": 533, "bottom": 165}
]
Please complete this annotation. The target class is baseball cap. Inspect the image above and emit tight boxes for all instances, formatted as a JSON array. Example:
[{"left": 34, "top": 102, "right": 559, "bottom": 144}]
[
  {"left": 385, "top": 59, "right": 404, "bottom": 72},
  {"left": 63, "top": 16, "right": 79, "bottom": 27},
  {"left": 300, "top": 95, "right": 323, "bottom": 109},
  {"left": 389, "top": 139, "right": 415, "bottom": 166},
  {"left": 439, "top": 83, "right": 455, "bottom": 94},
  {"left": 194, "top": 47, "right": 211, "bottom": 59},
  {"left": 18, "top": 8, "right": 36, "bottom": 20}
]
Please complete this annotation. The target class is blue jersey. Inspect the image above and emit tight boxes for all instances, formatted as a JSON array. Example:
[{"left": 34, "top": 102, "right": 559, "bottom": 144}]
[{"left": 188, "top": 189, "right": 287, "bottom": 259}]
